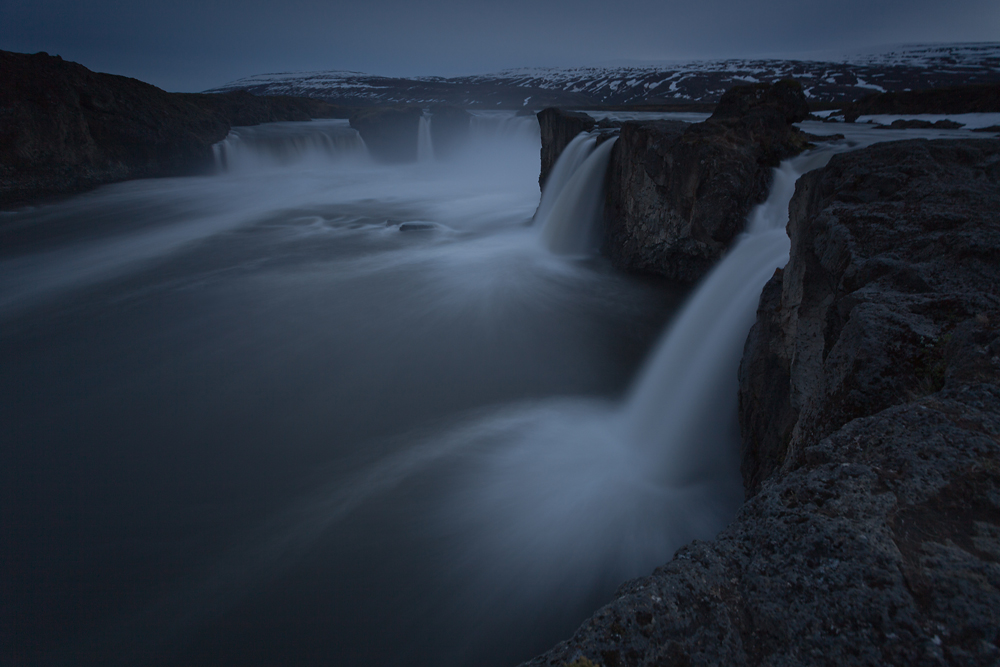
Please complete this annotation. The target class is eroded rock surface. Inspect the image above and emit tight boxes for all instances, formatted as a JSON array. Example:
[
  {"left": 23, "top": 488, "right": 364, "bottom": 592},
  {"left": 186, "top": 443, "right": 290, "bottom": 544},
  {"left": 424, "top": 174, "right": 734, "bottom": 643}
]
[
  {"left": 603, "top": 81, "right": 812, "bottom": 282},
  {"left": 523, "top": 139, "right": 1000, "bottom": 667}
]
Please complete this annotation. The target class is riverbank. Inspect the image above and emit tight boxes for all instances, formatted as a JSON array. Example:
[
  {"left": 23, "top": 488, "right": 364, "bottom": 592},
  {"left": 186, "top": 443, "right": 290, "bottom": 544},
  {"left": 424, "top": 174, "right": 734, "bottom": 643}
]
[{"left": 0, "top": 50, "right": 350, "bottom": 207}]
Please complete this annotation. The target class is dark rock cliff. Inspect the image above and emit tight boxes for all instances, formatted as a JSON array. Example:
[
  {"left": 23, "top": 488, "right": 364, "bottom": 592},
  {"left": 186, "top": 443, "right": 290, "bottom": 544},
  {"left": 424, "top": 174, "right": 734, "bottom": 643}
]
[
  {"left": 428, "top": 104, "right": 472, "bottom": 159},
  {"left": 740, "top": 139, "right": 1000, "bottom": 496},
  {"left": 0, "top": 50, "right": 349, "bottom": 207},
  {"left": 523, "top": 138, "right": 1000, "bottom": 667},
  {"left": 349, "top": 106, "right": 423, "bottom": 163},
  {"left": 537, "top": 108, "right": 598, "bottom": 189},
  {"left": 603, "top": 80, "right": 811, "bottom": 282},
  {"left": 843, "top": 83, "right": 1000, "bottom": 121}
]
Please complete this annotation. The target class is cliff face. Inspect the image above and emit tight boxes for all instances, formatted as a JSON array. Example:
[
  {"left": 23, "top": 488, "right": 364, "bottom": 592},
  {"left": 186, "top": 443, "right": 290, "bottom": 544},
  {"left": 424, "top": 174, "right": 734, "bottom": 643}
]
[
  {"left": 536, "top": 108, "right": 598, "bottom": 189},
  {"left": 0, "top": 51, "right": 226, "bottom": 206},
  {"left": 739, "top": 139, "right": 1000, "bottom": 496},
  {"left": 0, "top": 51, "right": 349, "bottom": 207},
  {"left": 349, "top": 106, "right": 423, "bottom": 163},
  {"left": 524, "top": 139, "right": 1000, "bottom": 667},
  {"left": 603, "top": 81, "right": 811, "bottom": 282}
]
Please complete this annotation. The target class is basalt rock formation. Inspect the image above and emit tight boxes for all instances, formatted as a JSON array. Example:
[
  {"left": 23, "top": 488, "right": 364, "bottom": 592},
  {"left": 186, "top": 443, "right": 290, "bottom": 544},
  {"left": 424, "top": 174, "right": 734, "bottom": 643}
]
[
  {"left": 602, "top": 80, "right": 812, "bottom": 283},
  {"left": 524, "top": 138, "right": 1000, "bottom": 667},
  {"left": 0, "top": 50, "right": 349, "bottom": 207}
]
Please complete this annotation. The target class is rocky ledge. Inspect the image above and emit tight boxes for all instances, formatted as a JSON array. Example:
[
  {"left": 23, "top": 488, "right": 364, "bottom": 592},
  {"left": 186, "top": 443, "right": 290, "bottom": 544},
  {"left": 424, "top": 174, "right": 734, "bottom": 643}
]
[
  {"left": 0, "top": 51, "right": 348, "bottom": 207},
  {"left": 524, "top": 138, "right": 1000, "bottom": 666},
  {"left": 535, "top": 81, "right": 816, "bottom": 283},
  {"left": 603, "top": 81, "right": 813, "bottom": 282}
]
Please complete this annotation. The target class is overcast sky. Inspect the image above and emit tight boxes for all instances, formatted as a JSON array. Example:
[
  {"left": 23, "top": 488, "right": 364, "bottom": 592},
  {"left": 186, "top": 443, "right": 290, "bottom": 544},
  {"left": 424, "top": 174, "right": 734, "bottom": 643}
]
[{"left": 2, "top": 0, "right": 998, "bottom": 92}]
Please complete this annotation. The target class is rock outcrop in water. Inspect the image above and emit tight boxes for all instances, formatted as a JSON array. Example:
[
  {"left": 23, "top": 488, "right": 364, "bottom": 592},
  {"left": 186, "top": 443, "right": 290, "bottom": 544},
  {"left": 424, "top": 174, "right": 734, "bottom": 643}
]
[
  {"left": 349, "top": 106, "right": 423, "bottom": 163},
  {"left": 0, "top": 50, "right": 348, "bottom": 207},
  {"left": 523, "top": 138, "right": 1000, "bottom": 667},
  {"left": 603, "top": 80, "right": 812, "bottom": 282}
]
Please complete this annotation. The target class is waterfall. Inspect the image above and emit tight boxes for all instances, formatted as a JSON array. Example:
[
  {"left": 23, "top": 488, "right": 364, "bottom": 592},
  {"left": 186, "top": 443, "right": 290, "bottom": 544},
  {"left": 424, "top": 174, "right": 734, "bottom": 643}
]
[
  {"left": 469, "top": 112, "right": 540, "bottom": 144},
  {"left": 418, "top": 113, "right": 435, "bottom": 162},
  {"left": 536, "top": 133, "right": 617, "bottom": 255},
  {"left": 212, "top": 120, "right": 367, "bottom": 172},
  {"left": 442, "top": 144, "right": 856, "bottom": 600},
  {"left": 533, "top": 133, "right": 595, "bottom": 224},
  {"left": 620, "top": 144, "right": 850, "bottom": 483}
]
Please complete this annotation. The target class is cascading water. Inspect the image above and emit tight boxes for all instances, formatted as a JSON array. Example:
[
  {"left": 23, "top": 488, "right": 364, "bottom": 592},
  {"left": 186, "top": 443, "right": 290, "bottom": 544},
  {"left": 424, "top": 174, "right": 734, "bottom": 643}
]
[
  {"left": 5, "top": 110, "right": 967, "bottom": 667},
  {"left": 423, "top": 142, "right": 860, "bottom": 655},
  {"left": 212, "top": 119, "right": 367, "bottom": 171},
  {"left": 535, "top": 132, "right": 617, "bottom": 255},
  {"left": 469, "top": 111, "right": 541, "bottom": 144},
  {"left": 533, "top": 133, "right": 595, "bottom": 224},
  {"left": 418, "top": 113, "right": 435, "bottom": 162},
  {"left": 622, "top": 143, "right": 858, "bottom": 483}
]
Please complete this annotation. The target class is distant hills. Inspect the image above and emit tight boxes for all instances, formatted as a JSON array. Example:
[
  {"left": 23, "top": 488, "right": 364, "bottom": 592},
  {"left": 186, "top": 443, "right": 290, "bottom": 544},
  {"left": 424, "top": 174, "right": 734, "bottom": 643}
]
[{"left": 205, "top": 43, "right": 1000, "bottom": 108}]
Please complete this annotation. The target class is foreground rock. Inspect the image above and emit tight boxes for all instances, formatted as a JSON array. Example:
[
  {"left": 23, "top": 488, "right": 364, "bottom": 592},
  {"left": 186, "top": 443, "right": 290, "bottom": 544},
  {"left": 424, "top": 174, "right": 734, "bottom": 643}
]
[
  {"left": 523, "top": 139, "right": 1000, "bottom": 667},
  {"left": 603, "top": 81, "right": 812, "bottom": 282},
  {"left": 0, "top": 51, "right": 348, "bottom": 207}
]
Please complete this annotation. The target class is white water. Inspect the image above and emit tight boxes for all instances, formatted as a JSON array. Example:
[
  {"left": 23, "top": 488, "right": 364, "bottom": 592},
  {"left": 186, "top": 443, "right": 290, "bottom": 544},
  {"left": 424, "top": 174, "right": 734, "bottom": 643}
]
[
  {"left": 428, "top": 131, "right": 923, "bottom": 627},
  {"left": 212, "top": 119, "right": 367, "bottom": 171},
  {"left": 469, "top": 111, "right": 541, "bottom": 145},
  {"left": 537, "top": 134, "right": 617, "bottom": 255},
  {"left": 418, "top": 113, "right": 435, "bottom": 162},
  {"left": 533, "top": 133, "right": 595, "bottom": 224}
]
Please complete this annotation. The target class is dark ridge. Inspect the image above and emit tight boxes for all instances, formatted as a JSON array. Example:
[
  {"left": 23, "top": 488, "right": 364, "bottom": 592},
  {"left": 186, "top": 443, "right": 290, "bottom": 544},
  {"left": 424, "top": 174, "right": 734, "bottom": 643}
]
[
  {"left": 843, "top": 82, "right": 1000, "bottom": 120},
  {"left": 0, "top": 50, "right": 351, "bottom": 208}
]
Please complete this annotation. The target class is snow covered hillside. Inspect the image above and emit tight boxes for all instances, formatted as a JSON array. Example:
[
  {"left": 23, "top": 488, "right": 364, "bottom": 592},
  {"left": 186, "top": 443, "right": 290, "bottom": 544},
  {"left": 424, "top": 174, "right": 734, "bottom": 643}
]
[{"left": 205, "top": 43, "right": 1000, "bottom": 108}]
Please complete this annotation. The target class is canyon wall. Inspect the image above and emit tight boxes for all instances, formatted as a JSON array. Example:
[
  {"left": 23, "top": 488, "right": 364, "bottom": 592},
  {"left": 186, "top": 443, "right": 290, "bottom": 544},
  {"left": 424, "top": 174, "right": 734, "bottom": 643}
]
[{"left": 0, "top": 51, "right": 347, "bottom": 207}]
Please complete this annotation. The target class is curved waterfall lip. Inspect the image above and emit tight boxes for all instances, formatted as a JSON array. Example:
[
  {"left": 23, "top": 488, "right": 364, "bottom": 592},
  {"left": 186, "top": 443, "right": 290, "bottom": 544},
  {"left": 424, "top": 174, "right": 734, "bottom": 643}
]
[
  {"left": 211, "top": 119, "right": 368, "bottom": 172},
  {"left": 537, "top": 135, "right": 617, "bottom": 255},
  {"left": 617, "top": 143, "right": 865, "bottom": 487},
  {"left": 533, "top": 133, "right": 595, "bottom": 224}
]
